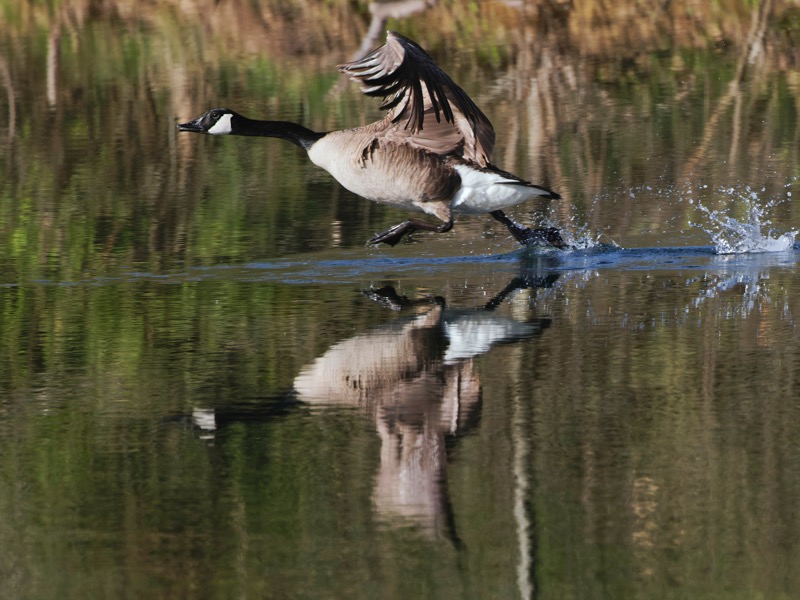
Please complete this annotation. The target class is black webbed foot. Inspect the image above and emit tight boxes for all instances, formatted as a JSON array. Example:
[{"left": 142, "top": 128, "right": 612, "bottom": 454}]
[
  {"left": 364, "top": 285, "right": 445, "bottom": 310},
  {"left": 364, "top": 285, "right": 411, "bottom": 310},
  {"left": 490, "top": 210, "right": 566, "bottom": 248},
  {"left": 525, "top": 227, "right": 567, "bottom": 248},
  {"left": 369, "top": 222, "right": 413, "bottom": 246},
  {"left": 368, "top": 218, "right": 454, "bottom": 246}
]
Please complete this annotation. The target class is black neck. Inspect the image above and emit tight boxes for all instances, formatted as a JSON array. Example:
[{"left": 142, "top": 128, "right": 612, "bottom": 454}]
[{"left": 233, "top": 116, "right": 324, "bottom": 150}]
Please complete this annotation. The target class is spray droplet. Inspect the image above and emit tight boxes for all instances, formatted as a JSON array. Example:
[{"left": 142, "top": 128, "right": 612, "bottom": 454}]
[{"left": 690, "top": 186, "right": 796, "bottom": 254}]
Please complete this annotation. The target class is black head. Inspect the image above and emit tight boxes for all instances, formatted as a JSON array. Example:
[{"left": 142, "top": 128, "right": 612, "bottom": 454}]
[{"left": 177, "top": 108, "right": 237, "bottom": 135}]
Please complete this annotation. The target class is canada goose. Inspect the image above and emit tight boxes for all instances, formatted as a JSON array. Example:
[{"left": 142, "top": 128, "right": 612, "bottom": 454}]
[{"left": 178, "top": 32, "right": 564, "bottom": 248}]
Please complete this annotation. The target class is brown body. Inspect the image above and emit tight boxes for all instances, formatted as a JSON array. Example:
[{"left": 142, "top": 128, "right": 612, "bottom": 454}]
[{"left": 308, "top": 127, "right": 460, "bottom": 223}]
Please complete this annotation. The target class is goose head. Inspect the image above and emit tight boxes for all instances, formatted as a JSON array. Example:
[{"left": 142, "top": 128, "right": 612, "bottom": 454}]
[{"left": 177, "top": 108, "right": 238, "bottom": 135}]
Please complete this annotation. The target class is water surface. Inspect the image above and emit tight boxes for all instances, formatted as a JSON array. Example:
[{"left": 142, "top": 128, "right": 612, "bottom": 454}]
[{"left": 2, "top": 1, "right": 800, "bottom": 598}]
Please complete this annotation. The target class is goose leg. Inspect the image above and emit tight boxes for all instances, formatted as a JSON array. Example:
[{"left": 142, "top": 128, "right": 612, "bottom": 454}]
[
  {"left": 369, "top": 218, "right": 453, "bottom": 246},
  {"left": 490, "top": 210, "right": 566, "bottom": 248}
]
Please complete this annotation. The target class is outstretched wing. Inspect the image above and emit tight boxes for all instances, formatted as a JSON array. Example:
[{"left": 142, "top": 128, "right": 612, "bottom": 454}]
[{"left": 338, "top": 31, "right": 495, "bottom": 166}]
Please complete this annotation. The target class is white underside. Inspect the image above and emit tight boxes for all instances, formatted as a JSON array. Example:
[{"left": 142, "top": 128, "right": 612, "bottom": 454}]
[{"left": 450, "top": 164, "right": 550, "bottom": 214}]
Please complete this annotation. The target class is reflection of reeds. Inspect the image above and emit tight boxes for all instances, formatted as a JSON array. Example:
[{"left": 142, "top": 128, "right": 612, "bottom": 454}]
[
  {"left": 0, "top": 54, "right": 14, "bottom": 143},
  {"left": 521, "top": 262, "right": 800, "bottom": 591},
  {"left": 682, "top": 0, "right": 775, "bottom": 178}
]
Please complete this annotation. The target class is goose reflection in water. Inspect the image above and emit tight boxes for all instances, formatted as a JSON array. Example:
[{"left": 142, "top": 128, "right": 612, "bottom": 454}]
[{"left": 294, "top": 273, "right": 557, "bottom": 540}]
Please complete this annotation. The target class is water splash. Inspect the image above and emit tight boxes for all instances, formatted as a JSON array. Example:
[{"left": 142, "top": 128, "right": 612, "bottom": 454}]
[
  {"left": 541, "top": 215, "right": 611, "bottom": 251},
  {"left": 689, "top": 185, "right": 797, "bottom": 254}
]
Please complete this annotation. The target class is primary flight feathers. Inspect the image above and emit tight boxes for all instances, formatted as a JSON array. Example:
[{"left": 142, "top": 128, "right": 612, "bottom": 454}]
[{"left": 338, "top": 31, "right": 496, "bottom": 166}]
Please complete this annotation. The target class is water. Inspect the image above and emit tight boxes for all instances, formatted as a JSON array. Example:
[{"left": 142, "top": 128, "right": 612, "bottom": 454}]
[
  {"left": 690, "top": 184, "right": 798, "bottom": 254},
  {"left": 3, "top": 2, "right": 800, "bottom": 598}
]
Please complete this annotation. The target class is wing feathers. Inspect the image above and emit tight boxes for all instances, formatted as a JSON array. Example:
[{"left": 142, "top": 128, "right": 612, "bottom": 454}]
[{"left": 338, "top": 31, "right": 495, "bottom": 165}]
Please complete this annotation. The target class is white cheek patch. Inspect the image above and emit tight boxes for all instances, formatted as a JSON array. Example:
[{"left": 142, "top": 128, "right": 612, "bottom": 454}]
[{"left": 207, "top": 113, "right": 233, "bottom": 135}]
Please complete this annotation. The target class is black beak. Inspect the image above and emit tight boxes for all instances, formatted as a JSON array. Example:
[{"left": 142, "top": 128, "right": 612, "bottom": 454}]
[{"left": 177, "top": 118, "right": 205, "bottom": 133}]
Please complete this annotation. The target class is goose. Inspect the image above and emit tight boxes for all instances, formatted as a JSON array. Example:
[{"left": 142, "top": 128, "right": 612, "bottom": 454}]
[{"left": 177, "top": 32, "right": 564, "bottom": 248}]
